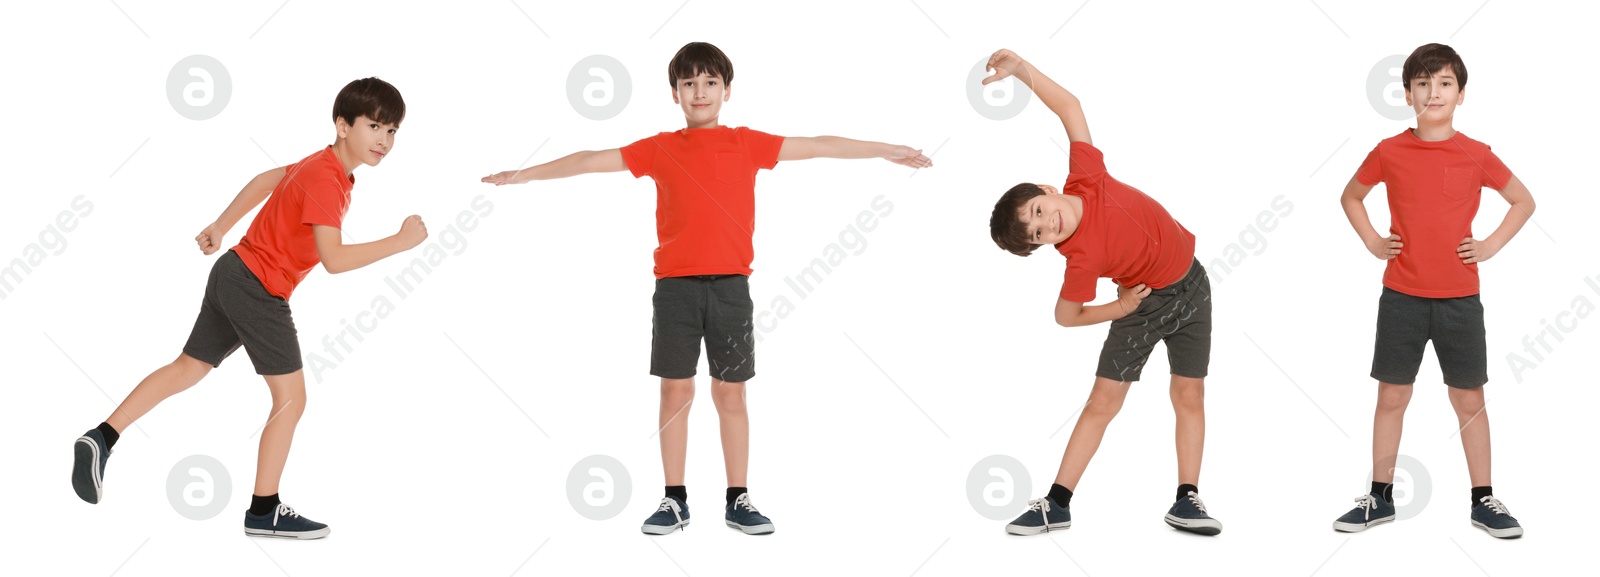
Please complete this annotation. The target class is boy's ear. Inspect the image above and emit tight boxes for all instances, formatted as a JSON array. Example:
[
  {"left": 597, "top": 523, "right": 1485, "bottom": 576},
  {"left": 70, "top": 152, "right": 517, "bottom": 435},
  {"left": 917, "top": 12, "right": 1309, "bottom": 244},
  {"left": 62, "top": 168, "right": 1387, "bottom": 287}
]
[
  {"left": 723, "top": 83, "right": 731, "bottom": 102},
  {"left": 670, "top": 86, "right": 679, "bottom": 104},
  {"left": 334, "top": 116, "right": 350, "bottom": 140}
]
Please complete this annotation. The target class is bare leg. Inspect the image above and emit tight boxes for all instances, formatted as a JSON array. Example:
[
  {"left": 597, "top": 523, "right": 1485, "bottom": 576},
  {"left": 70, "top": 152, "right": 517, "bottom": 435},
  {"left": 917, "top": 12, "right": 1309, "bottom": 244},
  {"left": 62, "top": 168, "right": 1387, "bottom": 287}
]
[
  {"left": 104, "top": 353, "right": 214, "bottom": 432},
  {"left": 1054, "top": 377, "right": 1133, "bottom": 490},
  {"left": 710, "top": 379, "right": 749, "bottom": 487},
  {"left": 1170, "top": 375, "right": 1205, "bottom": 487},
  {"left": 1372, "top": 382, "right": 1413, "bottom": 483},
  {"left": 254, "top": 370, "right": 307, "bottom": 497},
  {"left": 658, "top": 378, "right": 695, "bottom": 486},
  {"left": 1447, "top": 386, "right": 1492, "bottom": 487}
]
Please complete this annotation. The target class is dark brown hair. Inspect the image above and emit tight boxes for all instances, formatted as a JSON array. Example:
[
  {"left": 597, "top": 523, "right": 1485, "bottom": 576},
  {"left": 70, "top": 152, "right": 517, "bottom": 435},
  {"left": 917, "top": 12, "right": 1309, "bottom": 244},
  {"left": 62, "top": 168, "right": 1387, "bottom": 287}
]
[
  {"left": 1402, "top": 43, "right": 1467, "bottom": 92},
  {"left": 668, "top": 42, "right": 734, "bottom": 88},
  {"left": 332, "top": 77, "right": 405, "bottom": 127},
  {"left": 990, "top": 183, "right": 1047, "bottom": 256}
]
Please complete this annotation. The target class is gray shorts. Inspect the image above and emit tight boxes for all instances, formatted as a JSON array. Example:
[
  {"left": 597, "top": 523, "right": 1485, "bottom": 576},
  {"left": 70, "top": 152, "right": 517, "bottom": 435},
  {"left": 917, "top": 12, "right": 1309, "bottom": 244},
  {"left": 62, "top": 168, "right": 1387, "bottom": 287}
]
[
  {"left": 1096, "top": 259, "right": 1212, "bottom": 382},
  {"left": 181, "top": 250, "right": 302, "bottom": 375},
  {"left": 1370, "top": 287, "right": 1487, "bottom": 389},
  {"left": 650, "top": 274, "right": 755, "bottom": 382}
]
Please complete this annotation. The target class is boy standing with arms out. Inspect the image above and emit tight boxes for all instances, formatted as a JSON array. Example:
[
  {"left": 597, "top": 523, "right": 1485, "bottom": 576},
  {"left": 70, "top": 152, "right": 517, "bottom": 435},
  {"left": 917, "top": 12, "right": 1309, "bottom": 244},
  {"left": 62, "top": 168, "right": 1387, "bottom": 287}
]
[
  {"left": 483, "top": 42, "right": 931, "bottom": 535},
  {"left": 1333, "top": 43, "right": 1532, "bottom": 539},
  {"left": 71, "top": 78, "right": 428, "bottom": 539},
  {"left": 983, "top": 49, "right": 1223, "bottom": 536}
]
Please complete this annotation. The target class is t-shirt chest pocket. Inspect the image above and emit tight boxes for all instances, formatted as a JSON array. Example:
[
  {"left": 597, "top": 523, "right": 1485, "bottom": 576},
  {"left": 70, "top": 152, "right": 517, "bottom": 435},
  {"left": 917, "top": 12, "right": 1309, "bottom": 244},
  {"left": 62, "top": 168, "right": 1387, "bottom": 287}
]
[
  {"left": 713, "top": 149, "right": 753, "bottom": 186},
  {"left": 1442, "top": 167, "right": 1478, "bottom": 201}
]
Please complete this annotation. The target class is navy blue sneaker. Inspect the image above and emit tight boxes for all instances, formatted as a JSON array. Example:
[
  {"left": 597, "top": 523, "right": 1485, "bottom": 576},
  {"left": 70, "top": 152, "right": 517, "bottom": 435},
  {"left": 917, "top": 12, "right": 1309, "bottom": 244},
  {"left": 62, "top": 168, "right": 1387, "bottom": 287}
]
[
  {"left": 244, "top": 504, "right": 330, "bottom": 540},
  {"left": 1332, "top": 492, "right": 1395, "bottom": 533},
  {"left": 72, "top": 428, "right": 111, "bottom": 504},
  {"left": 1005, "top": 497, "right": 1071, "bottom": 535},
  {"left": 724, "top": 493, "right": 775, "bottom": 535},
  {"left": 1470, "top": 495, "right": 1523, "bottom": 539},
  {"left": 641, "top": 496, "right": 690, "bottom": 535},
  {"left": 1165, "top": 491, "right": 1223, "bottom": 536}
]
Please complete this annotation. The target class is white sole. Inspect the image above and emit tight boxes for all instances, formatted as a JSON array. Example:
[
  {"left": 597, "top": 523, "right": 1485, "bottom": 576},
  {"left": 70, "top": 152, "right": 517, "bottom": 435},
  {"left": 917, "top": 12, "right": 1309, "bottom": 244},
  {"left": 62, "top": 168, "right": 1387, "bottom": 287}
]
[
  {"left": 642, "top": 519, "right": 689, "bottom": 535},
  {"left": 1005, "top": 521, "right": 1071, "bottom": 536},
  {"left": 245, "top": 526, "right": 331, "bottom": 540},
  {"left": 1165, "top": 514, "right": 1223, "bottom": 535},
  {"left": 726, "top": 521, "right": 774, "bottom": 535},
  {"left": 72, "top": 436, "right": 103, "bottom": 504},
  {"left": 1332, "top": 516, "right": 1394, "bottom": 533},
  {"left": 1472, "top": 520, "right": 1524, "bottom": 539}
]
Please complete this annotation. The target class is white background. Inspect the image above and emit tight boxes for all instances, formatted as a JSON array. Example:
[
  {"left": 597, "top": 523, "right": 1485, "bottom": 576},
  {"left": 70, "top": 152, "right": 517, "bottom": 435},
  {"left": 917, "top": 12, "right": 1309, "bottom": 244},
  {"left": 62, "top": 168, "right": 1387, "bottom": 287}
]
[{"left": 2, "top": 1, "right": 1595, "bottom": 575}]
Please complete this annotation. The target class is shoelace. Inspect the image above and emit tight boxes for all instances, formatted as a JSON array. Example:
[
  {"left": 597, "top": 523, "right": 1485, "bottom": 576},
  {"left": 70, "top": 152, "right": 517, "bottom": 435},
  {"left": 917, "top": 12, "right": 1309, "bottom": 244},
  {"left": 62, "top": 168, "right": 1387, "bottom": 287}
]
[
  {"left": 1353, "top": 494, "right": 1379, "bottom": 521},
  {"left": 1024, "top": 497, "right": 1054, "bottom": 518},
  {"left": 273, "top": 504, "right": 300, "bottom": 526},
  {"left": 732, "top": 493, "right": 761, "bottom": 515},
  {"left": 1479, "top": 495, "right": 1511, "bottom": 516},
  {"left": 1184, "top": 491, "right": 1208, "bottom": 513},
  {"left": 656, "top": 498, "right": 684, "bottom": 524}
]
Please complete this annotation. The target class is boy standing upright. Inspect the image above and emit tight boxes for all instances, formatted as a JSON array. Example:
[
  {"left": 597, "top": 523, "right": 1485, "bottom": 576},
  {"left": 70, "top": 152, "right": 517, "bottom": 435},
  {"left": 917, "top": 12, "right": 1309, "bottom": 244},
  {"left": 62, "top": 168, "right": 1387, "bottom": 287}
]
[
  {"left": 1334, "top": 43, "right": 1533, "bottom": 539},
  {"left": 483, "top": 42, "right": 931, "bottom": 535}
]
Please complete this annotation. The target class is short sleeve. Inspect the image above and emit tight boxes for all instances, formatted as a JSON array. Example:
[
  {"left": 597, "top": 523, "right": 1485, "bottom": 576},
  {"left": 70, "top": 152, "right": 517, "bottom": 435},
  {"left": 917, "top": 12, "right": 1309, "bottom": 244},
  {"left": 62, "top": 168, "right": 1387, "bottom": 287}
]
[
  {"left": 1067, "top": 141, "right": 1107, "bottom": 178},
  {"left": 1058, "top": 258, "right": 1098, "bottom": 303},
  {"left": 296, "top": 168, "right": 349, "bottom": 229},
  {"left": 736, "top": 127, "right": 784, "bottom": 170},
  {"left": 1355, "top": 145, "right": 1384, "bottom": 186},
  {"left": 620, "top": 136, "right": 657, "bottom": 178},
  {"left": 1477, "top": 146, "right": 1514, "bottom": 191}
]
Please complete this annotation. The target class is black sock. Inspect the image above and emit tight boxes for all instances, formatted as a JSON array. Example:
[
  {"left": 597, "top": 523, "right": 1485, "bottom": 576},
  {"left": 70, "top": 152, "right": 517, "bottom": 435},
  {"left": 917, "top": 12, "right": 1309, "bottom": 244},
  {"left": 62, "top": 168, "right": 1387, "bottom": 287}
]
[
  {"left": 96, "top": 422, "right": 120, "bottom": 449},
  {"left": 726, "top": 487, "right": 748, "bottom": 505},
  {"left": 665, "top": 485, "right": 688, "bottom": 502},
  {"left": 1048, "top": 483, "right": 1073, "bottom": 506},
  {"left": 1471, "top": 486, "right": 1493, "bottom": 507},
  {"left": 1176, "top": 484, "right": 1198, "bottom": 502},
  {"left": 249, "top": 493, "right": 281, "bottom": 517},
  {"left": 1372, "top": 481, "right": 1394, "bottom": 503}
]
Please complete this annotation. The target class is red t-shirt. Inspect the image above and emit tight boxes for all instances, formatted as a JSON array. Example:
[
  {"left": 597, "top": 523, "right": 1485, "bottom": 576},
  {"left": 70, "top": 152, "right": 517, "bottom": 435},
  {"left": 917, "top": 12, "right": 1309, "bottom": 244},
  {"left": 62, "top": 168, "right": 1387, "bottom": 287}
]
[
  {"left": 1356, "top": 130, "right": 1513, "bottom": 298},
  {"left": 1054, "top": 141, "right": 1196, "bottom": 303},
  {"left": 620, "top": 126, "right": 785, "bottom": 279},
  {"left": 232, "top": 146, "right": 353, "bottom": 300}
]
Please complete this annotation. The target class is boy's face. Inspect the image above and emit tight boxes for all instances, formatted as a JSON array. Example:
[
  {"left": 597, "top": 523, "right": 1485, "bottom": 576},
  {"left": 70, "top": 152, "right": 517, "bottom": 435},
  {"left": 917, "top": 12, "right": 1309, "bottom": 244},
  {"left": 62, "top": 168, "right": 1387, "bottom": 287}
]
[
  {"left": 335, "top": 114, "right": 398, "bottom": 167},
  {"left": 672, "top": 72, "right": 729, "bottom": 126},
  {"left": 1404, "top": 64, "right": 1465, "bottom": 124},
  {"left": 1019, "top": 185, "right": 1079, "bottom": 246}
]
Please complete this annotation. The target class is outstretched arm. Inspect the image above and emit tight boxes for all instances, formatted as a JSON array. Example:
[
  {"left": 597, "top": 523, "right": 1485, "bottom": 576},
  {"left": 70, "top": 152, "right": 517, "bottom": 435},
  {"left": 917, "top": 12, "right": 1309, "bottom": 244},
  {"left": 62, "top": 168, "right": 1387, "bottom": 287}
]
[
  {"left": 195, "top": 166, "right": 286, "bottom": 255},
  {"left": 1458, "top": 176, "right": 1535, "bottom": 264},
  {"left": 982, "top": 49, "right": 1091, "bottom": 145},
  {"left": 1339, "top": 173, "right": 1403, "bottom": 260},
  {"left": 481, "top": 149, "right": 628, "bottom": 185},
  {"left": 313, "top": 216, "right": 428, "bottom": 275},
  {"left": 777, "top": 136, "right": 932, "bottom": 168}
]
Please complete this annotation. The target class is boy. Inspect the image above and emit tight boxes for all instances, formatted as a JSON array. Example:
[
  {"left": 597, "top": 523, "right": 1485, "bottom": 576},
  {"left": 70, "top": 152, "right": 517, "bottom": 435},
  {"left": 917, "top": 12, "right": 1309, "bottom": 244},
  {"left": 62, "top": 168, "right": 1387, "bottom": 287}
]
[
  {"left": 71, "top": 77, "right": 428, "bottom": 539},
  {"left": 483, "top": 41, "right": 931, "bottom": 535},
  {"left": 1333, "top": 43, "right": 1532, "bottom": 539},
  {"left": 982, "top": 49, "right": 1223, "bottom": 536}
]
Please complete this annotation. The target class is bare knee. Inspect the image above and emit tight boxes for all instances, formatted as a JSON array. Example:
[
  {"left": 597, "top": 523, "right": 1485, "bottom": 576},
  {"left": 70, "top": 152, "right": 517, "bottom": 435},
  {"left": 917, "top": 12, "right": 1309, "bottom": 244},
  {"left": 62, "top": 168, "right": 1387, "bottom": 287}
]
[
  {"left": 1376, "top": 382, "right": 1413, "bottom": 413},
  {"left": 175, "top": 353, "right": 213, "bottom": 379},
  {"left": 1083, "top": 381, "right": 1129, "bottom": 419},
  {"left": 661, "top": 378, "right": 696, "bottom": 407},
  {"left": 1447, "top": 387, "right": 1486, "bottom": 420},
  {"left": 1170, "top": 377, "right": 1205, "bottom": 412},
  {"left": 711, "top": 380, "right": 746, "bottom": 414}
]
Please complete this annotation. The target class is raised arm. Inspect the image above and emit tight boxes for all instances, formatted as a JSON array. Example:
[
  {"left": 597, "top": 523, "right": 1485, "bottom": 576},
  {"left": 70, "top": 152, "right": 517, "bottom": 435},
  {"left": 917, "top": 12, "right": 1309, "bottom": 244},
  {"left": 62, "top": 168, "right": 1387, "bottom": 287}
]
[
  {"left": 481, "top": 149, "right": 628, "bottom": 185},
  {"left": 195, "top": 166, "right": 286, "bottom": 255},
  {"left": 982, "top": 49, "right": 1091, "bottom": 144},
  {"left": 313, "top": 216, "right": 428, "bottom": 274},
  {"left": 1339, "top": 172, "right": 1403, "bottom": 260},
  {"left": 1458, "top": 175, "right": 1535, "bottom": 264},
  {"left": 777, "top": 136, "right": 932, "bottom": 168}
]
